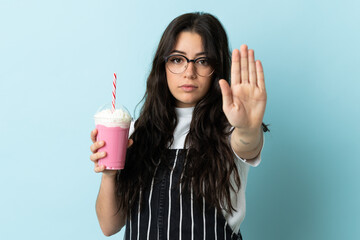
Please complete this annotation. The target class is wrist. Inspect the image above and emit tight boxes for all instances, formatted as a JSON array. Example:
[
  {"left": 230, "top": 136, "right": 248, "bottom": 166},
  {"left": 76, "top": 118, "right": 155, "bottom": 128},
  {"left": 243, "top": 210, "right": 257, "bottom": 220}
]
[
  {"left": 233, "top": 126, "right": 261, "bottom": 140},
  {"left": 101, "top": 171, "right": 118, "bottom": 180},
  {"left": 231, "top": 126, "right": 262, "bottom": 152}
]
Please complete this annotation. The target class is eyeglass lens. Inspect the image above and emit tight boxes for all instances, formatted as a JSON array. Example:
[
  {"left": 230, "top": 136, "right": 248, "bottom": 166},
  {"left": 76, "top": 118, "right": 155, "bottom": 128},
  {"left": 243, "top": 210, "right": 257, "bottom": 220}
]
[{"left": 166, "top": 55, "right": 213, "bottom": 77}]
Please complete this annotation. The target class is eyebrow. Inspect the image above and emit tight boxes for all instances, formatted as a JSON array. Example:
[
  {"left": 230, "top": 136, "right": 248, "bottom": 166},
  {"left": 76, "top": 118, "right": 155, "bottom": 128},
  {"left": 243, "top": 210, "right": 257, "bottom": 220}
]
[{"left": 170, "top": 50, "right": 208, "bottom": 57}]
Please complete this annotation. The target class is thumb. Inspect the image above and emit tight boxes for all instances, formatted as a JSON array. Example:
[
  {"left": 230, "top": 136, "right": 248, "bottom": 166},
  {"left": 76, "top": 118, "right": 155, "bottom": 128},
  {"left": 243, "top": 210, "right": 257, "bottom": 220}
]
[{"left": 219, "top": 79, "right": 233, "bottom": 110}]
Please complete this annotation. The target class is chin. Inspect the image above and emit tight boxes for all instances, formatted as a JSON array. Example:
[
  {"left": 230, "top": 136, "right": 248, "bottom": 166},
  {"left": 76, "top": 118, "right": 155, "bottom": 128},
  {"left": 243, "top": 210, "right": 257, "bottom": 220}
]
[{"left": 175, "top": 94, "right": 203, "bottom": 108}]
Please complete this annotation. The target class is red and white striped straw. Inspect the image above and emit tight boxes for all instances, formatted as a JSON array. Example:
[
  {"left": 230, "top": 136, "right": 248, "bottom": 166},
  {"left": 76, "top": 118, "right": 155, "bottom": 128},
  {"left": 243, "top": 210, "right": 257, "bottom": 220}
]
[{"left": 112, "top": 73, "right": 117, "bottom": 112}]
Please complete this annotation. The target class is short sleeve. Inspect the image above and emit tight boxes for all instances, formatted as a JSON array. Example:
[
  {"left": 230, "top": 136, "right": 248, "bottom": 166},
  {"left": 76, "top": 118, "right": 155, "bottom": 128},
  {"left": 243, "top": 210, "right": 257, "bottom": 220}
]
[{"left": 232, "top": 133, "right": 265, "bottom": 167}]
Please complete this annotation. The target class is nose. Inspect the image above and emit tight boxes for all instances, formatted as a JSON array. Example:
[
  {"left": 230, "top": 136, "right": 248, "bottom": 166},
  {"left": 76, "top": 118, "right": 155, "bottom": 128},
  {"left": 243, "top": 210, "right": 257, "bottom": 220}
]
[{"left": 185, "top": 62, "right": 196, "bottom": 79}]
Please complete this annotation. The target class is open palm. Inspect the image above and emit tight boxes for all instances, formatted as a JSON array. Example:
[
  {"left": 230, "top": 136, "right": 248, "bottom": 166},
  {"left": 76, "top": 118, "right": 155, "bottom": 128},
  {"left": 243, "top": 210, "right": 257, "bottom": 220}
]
[{"left": 219, "top": 45, "right": 267, "bottom": 131}]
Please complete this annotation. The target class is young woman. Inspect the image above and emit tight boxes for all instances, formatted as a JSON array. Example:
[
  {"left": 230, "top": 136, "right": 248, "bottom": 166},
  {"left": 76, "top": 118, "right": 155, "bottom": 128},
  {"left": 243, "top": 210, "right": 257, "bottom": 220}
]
[{"left": 90, "top": 12, "right": 268, "bottom": 240}]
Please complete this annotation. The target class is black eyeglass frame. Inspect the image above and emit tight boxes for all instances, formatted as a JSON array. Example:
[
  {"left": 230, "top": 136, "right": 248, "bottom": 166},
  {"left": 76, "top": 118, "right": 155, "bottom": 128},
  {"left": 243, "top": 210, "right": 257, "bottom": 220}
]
[{"left": 164, "top": 54, "right": 215, "bottom": 77}]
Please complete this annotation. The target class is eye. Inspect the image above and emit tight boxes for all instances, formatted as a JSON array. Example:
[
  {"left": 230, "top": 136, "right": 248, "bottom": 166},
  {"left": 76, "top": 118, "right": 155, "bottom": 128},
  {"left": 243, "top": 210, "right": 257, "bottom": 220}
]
[
  {"left": 196, "top": 58, "right": 210, "bottom": 66},
  {"left": 168, "top": 56, "right": 184, "bottom": 64}
]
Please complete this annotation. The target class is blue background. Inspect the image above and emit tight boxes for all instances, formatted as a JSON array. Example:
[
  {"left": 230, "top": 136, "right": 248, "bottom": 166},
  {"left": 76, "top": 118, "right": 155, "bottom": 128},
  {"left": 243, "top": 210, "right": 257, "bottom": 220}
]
[{"left": 1, "top": 0, "right": 359, "bottom": 239}]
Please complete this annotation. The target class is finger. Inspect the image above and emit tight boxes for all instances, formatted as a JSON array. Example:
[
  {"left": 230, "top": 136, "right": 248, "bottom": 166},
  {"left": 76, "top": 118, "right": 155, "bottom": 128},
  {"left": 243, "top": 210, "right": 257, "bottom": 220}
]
[
  {"left": 248, "top": 49, "right": 257, "bottom": 86},
  {"left": 240, "top": 45, "right": 249, "bottom": 84},
  {"left": 231, "top": 49, "right": 241, "bottom": 85},
  {"left": 256, "top": 60, "right": 265, "bottom": 90},
  {"left": 219, "top": 79, "right": 233, "bottom": 109},
  {"left": 90, "top": 151, "right": 107, "bottom": 162},
  {"left": 90, "top": 140, "right": 105, "bottom": 153},
  {"left": 91, "top": 129, "right": 98, "bottom": 143},
  {"left": 128, "top": 139, "right": 134, "bottom": 148},
  {"left": 94, "top": 164, "right": 106, "bottom": 173}
]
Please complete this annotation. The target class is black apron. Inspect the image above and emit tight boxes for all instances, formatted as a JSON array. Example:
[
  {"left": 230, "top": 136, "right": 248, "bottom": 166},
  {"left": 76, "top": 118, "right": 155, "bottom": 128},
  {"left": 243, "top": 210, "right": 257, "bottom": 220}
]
[{"left": 124, "top": 149, "right": 243, "bottom": 240}]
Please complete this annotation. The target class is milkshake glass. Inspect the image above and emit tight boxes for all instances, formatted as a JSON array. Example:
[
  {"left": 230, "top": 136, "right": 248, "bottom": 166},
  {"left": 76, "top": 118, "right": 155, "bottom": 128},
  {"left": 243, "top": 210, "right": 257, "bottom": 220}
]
[{"left": 94, "top": 104, "right": 132, "bottom": 170}]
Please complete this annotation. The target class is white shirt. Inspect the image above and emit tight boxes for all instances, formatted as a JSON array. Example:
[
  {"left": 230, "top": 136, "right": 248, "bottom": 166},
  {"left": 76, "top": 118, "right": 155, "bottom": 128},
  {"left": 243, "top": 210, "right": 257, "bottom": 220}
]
[{"left": 129, "top": 106, "right": 263, "bottom": 233}]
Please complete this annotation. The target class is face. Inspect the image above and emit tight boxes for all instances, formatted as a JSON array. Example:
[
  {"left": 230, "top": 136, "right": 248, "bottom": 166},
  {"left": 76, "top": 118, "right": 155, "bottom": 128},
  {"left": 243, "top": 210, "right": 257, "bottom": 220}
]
[{"left": 166, "top": 31, "right": 212, "bottom": 108}]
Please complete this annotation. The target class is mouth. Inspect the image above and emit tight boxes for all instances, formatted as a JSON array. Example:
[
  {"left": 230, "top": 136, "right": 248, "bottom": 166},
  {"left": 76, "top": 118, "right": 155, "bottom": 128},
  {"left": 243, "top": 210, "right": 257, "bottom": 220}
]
[{"left": 179, "top": 84, "right": 197, "bottom": 92}]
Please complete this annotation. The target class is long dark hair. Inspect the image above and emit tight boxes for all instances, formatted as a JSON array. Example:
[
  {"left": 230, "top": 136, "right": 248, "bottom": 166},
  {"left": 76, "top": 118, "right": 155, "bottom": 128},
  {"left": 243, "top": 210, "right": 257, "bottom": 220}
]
[{"left": 115, "top": 12, "right": 269, "bottom": 216}]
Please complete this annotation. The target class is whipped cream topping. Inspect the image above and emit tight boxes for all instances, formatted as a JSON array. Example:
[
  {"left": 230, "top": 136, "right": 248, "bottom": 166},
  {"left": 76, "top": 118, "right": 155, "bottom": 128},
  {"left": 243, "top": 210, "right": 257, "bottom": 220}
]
[{"left": 94, "top": 108, "right": 132, "bottom": 128}]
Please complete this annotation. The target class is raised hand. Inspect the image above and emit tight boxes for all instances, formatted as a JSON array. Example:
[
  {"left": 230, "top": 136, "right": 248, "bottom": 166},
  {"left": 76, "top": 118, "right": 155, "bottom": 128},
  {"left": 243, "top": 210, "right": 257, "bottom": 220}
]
[{"left": 219, "top": 44, "right": 267, "bottom": 133}]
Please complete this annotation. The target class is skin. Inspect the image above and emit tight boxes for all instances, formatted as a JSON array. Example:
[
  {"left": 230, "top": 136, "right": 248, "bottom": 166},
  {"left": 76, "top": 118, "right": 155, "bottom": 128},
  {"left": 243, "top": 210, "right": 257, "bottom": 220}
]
[
  {"left": 166, "top": 31, "right": 212, "bottom": 108},
  {"left": 90, "top": 129, "right": 132, "bottom": 236},
  {"left": 90, "top": 32, "right": 267, "bottom": 236},
  {"left": 219, "top": 45, "right": 267, "bottom": 160}
]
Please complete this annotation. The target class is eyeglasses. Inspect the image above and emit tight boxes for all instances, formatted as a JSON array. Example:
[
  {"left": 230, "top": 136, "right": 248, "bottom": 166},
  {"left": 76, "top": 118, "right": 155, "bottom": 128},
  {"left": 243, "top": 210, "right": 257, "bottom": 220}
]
[{"left": 164, "top": 54, "right": 215, "bottom": 77}]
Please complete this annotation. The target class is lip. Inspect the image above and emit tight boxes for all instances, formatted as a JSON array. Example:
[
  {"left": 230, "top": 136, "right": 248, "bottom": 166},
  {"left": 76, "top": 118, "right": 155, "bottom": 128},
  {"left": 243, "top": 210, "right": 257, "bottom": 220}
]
[
  {"left": 179, "top": 84, "right": 197, "bottom": 92},
  {"left": 180, "top": 84, "right": 197, "bottom": 92}
]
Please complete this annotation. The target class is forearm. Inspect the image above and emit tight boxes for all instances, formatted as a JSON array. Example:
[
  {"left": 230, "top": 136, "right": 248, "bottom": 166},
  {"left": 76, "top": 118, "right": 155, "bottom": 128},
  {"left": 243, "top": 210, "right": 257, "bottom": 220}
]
[
  {"left": 96, "top": 173, "right": 126, "bottom": 236},
  {"left": 231, "top": 126, "right": 263, "bottom": 160}
]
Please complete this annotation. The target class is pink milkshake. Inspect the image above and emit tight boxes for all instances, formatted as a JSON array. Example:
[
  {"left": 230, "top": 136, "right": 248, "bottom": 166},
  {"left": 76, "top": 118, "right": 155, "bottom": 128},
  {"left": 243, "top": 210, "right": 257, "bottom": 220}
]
[{"left": 94, "top": 106, "right": 132, "bottom": 170}]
